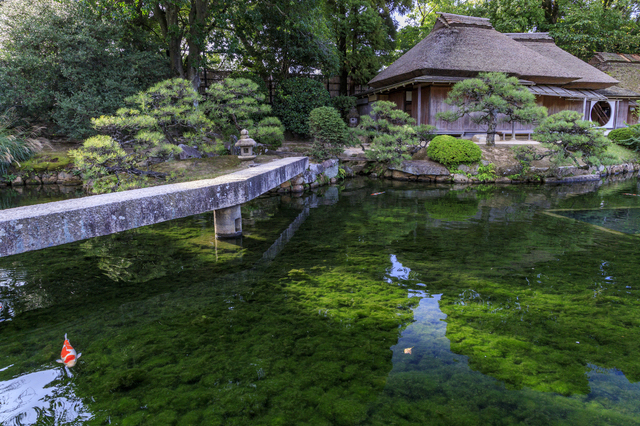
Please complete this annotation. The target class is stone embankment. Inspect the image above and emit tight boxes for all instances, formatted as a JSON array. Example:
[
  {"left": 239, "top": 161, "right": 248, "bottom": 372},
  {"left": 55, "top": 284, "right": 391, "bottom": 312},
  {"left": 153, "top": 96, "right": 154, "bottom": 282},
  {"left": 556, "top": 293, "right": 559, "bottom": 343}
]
[
  {"left": 275, "top": 156, "right": 640, "bottom": 194},
  {"left": 3, "top": 170, "right": 82, "bottom": 187}
]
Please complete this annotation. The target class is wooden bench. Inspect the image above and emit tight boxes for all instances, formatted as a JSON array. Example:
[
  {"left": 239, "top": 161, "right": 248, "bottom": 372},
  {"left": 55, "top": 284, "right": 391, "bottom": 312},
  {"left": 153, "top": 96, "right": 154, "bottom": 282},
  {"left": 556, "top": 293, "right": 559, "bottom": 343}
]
[{"left": 496, "top": 130, "right": 534, "bottom": 141}]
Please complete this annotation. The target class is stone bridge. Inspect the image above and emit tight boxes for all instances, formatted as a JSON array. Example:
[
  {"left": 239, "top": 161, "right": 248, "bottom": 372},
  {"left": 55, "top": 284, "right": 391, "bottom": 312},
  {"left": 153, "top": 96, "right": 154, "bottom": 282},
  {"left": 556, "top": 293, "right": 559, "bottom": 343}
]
[{"left": 0, "top": 157, "right": 308, "bottom": 257}]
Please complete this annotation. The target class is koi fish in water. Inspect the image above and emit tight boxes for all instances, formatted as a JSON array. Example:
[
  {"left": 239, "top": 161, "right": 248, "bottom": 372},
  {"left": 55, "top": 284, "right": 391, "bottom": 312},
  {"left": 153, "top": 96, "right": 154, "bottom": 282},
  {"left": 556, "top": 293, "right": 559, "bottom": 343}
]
[
  {"left": 371, "top": 192, "right": 385, "bottom": 196},
  {"left": 56, "top": 334, "right": 81, "bottom": 367}
]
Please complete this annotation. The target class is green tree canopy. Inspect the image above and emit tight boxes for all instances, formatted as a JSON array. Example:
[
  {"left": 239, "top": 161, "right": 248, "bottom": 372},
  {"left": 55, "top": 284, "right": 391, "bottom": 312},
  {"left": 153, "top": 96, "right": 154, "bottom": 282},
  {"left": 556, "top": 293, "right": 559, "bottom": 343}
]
[
  {"left": 400, "top": 0, "right": 640, "bottom": 61},
  {"left": 353, "top": 100, "right": 428, "bottom": 165},
  {"left": 232, "top": 0, "right": 339, "bottom": 80},
  {"left": 205, "top": 78, "right": 284, "bottom": 147},
  {"left": 0, "top": 0, "right": 168, "bottom": 139},
  {"left": 437, "top": 72, "right": 548, "bottom": 146},
  {"left": 324, "top": 0, "right": 411, "bottom": 95},
  {"left": 532, "top": 110, "right": 611, "bottom": 166}
]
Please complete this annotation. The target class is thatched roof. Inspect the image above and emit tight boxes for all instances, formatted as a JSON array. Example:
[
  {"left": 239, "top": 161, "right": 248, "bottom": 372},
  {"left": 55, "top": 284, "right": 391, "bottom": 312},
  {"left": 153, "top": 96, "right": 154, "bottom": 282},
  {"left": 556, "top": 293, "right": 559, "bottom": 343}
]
[
  {"left": 589, "top": 52, "right": 640, "bottom": 95},
  {"left": 596, "top": 86, "right": 640, "bottom": 99},
  {"left": 506, "top": 33, "right": 618, "bottom": 89},
  {"left": 369, "top": 13, "right": 580, "bottom": 88},
  {"left": 590, "top": 52, "right": 640, "bottom": 64}
]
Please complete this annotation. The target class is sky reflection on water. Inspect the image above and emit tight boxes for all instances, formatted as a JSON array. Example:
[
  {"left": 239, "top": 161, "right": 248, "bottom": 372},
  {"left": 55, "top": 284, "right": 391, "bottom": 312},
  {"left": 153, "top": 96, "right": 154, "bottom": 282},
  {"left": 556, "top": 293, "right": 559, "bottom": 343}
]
[{"left": 0, "top": 367, "right": 92, "bottom": 425}]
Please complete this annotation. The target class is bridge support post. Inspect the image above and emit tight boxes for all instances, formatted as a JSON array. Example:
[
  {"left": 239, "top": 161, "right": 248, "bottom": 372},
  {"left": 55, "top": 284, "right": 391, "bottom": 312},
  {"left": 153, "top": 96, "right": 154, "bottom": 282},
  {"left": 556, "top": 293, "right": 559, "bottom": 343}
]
[{"left": 214, "top": 205, "right": 242, "bottom": 238}]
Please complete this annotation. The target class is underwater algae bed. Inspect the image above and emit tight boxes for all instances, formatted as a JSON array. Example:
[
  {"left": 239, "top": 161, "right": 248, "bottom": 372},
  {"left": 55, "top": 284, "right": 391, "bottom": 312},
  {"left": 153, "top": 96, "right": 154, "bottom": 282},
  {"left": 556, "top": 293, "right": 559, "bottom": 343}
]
[{"left": 1, "top": 177, "right": 640, "bottom": 425}]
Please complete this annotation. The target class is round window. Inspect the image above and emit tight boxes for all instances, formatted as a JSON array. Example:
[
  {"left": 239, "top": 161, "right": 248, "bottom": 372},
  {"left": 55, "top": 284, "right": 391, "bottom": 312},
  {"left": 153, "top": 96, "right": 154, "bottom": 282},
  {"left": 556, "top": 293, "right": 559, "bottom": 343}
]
[{"left": 591, "top": 101, "right": 612, "bottom": 126}]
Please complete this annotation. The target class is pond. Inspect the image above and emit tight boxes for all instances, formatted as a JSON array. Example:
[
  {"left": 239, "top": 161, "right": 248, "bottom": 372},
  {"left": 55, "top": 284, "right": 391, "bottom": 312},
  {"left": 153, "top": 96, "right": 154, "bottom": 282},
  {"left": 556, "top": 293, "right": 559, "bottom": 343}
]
[{"left": 1, "top": 176, "right": 640, "bottom": 425}]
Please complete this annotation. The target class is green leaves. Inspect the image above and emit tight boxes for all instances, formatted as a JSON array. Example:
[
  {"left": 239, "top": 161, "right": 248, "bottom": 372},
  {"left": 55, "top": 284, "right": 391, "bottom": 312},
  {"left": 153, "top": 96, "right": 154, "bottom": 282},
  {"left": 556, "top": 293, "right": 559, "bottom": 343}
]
[
  {"left": 308, "top": 106, "right": 353, "bottom": 160},
  {"left": 533, "top": 110, "right": 611, "bottom": 166},
  {"left": 272, "top": 77, "right": 331, "bottom": 138},
  {"left": 426, "top": 135, "right": 482, "bottom": 167},
  {"left": 438, "top": 72, "right": 547, "bottom": 145},
  {"left": 205, "top": 78, "right": 284, "bottom": 147},
  {"left": 352, "top": 101, "right": 425, "bottom": 166},
  {"left": 0, "top": 0, "right": 168, "bottom": 138}
]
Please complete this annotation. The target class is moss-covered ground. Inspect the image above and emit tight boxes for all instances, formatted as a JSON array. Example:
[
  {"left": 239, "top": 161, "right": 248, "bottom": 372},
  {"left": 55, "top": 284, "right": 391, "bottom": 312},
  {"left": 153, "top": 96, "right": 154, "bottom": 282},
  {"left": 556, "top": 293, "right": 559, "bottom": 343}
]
[{"left": 1, "top": 178, "right": 640, "bottom": 425}]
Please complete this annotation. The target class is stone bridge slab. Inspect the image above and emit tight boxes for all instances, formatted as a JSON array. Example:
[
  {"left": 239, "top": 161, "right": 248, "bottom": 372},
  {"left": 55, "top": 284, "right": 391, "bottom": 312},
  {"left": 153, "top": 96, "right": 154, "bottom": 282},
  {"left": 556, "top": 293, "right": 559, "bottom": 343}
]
[{"left": 0, "top": 157, "right": 308, "bottom": 257}]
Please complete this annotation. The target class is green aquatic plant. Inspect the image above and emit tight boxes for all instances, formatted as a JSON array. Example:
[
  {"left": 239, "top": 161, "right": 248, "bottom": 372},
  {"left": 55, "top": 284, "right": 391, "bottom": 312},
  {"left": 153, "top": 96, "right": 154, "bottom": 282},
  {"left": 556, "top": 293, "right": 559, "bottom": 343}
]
[
  {"left": 2, "top": 180, "right": 640, "bottom": 425},
  {"left": 425, "top": 195, "right": 479, "bottom": 221},
  {"left": 0, "top": 109, "right": 44, "bottom": 174}
]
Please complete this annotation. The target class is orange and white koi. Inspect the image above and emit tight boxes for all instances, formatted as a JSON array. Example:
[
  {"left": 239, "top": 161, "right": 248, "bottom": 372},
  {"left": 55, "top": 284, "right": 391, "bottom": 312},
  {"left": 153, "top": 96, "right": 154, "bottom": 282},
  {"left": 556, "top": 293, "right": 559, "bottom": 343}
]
[
  {"left": 371, "top": 192, "right": 385, "bottom": 196},
  {"left": 56, "top": 334, "right": 81, "bottom": 367}
]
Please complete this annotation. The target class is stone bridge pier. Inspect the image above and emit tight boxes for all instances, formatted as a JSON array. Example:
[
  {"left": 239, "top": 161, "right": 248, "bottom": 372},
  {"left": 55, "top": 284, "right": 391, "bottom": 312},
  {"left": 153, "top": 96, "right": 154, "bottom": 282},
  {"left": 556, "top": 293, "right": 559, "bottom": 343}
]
[{"left": 214, "top": 205, "right": 243, "bottom": 238}]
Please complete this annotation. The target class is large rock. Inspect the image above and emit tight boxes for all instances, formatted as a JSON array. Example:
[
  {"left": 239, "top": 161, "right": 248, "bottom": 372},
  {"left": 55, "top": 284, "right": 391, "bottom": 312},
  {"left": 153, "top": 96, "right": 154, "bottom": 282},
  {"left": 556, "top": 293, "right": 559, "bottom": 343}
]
[
  {"left": 41, "top": 173, "right": 58, "bottom": 184},
  {"left": 471, "top": 134, "right": 487, "bottom": 144},
  {"left": 322, "top": 159, "right": 339, "bottom": 179},
  {"left": 303, "top": 169, "right": 317, "bottom": 184},
  {"left": 453, "top": 174, "right": 470, "bottom": 183},
  {"left": 57, "top": 171, "right": 82, "bottom": 186},
  {"left": 177, "top": 144, "right": 202, "bottom": 160},
  {"left": 291, "top": 174, "right": 305, "bottom": 186},
  {"left": 344, "top": 161, "right": 368, "bottom": 175},
  {"left": 390, "top": 160, "right": 450, "bottom": 176}
]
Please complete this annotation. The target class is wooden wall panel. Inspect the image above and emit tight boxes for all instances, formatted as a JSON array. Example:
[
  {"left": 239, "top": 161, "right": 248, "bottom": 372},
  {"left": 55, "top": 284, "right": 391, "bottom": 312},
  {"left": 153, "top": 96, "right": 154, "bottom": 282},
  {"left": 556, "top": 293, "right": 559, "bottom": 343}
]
[
  {"left": 389, "top": 91, "right": 405, "bottom": 111},
  {"left": 541, "top": 96, "right": 583, "bottom": 115},
  {"left": 617, "top": 100, "right": 628, "bottom": 127},
  {"left": 421, "top": 86, "right": 430, "bottom": 125}
]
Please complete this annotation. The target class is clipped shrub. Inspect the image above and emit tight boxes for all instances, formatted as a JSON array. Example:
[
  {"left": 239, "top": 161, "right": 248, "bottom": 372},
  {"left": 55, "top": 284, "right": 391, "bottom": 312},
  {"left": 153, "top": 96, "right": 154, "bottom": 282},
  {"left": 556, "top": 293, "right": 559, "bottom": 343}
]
[
  {"left": 533, "top": 110, "right": 610, "bottom": 165},
  {"left": 330, "top": 96, "right": 357, "bottom": 122},
  {"left": 608, "top": 124, "right": 640, "bottom": 151},
  {"left": 253, "top": 117, "right": 285, "bottom": 148},
  {"left": 308, "top": 107, "right": 352, "bottom": 160},
  {"left": 426, "top": 135, "right": 482, "bottom": 166},
  {"left": 352, "top": 101, "right": 421, "bottom": 165},
  {"left": 608, "top": 126, "right": 636, "bottom": 143},
  {"left": 272, "top": 77, "right": 330, "bottom": 138}
]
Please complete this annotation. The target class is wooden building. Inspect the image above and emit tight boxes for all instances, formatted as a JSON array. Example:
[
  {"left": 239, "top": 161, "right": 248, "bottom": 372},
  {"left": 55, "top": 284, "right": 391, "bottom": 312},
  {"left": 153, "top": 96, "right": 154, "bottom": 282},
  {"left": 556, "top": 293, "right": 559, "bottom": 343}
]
[
  {"left": 359, "top": 13, "right": 640, "bottom": 137},
  {"left": 589, "top": 53, "right": 640, "bottom": 125}
]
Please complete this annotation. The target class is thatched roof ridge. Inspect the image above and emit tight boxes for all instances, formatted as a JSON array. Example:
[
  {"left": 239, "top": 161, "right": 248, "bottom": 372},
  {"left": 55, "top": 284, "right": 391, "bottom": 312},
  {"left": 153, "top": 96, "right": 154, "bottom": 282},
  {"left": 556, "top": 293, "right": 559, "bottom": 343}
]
[
  {"left": 590, "top": 52, "right": 640, "bottom": 64},
  {"left": 369, "top": 14, "right": 580, "bottom": 88},
  {"left": 435, "top": 13, "right": 492, "bottom": 29},
  {"left": 596, "top": 86, "right": 640, "bottom": 99},
  {"left": 507, "top": 33, "right": 618, "bottom": 89},
  {"left": 504, "top": 33, "right": 554, "bottom": 42},
  {"left": 589, "top": 52, "right": 640, "bottom": 95}
]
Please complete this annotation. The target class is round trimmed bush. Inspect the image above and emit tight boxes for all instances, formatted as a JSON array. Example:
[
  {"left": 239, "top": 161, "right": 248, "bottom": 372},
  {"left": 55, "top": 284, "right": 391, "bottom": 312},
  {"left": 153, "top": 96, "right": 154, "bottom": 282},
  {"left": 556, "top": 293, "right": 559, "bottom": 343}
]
[
  {"left": 308, "top": 106, "right": 351, "bottom": 160},
  {"left": 426, "top": 135, "right": 482, "bottom": 166},
  {"left": 608, "top": 124, "right": 640, "bottom": 151},
  {"left": 272, "top": 77, "right": 330, "bottom": 138},
  {"left": 608, "top": 127, "right": 635, "bottom": 143}
]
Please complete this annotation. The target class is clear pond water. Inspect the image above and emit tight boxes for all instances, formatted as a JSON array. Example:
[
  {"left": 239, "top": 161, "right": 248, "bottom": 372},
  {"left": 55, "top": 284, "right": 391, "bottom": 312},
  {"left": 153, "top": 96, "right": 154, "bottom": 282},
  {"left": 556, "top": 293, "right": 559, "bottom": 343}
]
[{"left": 1, "top": 177, "right": 640, "bottom": 425}]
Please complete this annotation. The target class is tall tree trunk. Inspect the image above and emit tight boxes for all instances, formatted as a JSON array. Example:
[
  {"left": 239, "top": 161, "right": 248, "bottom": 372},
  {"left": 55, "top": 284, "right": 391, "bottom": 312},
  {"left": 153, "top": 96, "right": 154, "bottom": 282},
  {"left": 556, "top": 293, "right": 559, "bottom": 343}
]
[
  {"left": 186, "top": 0, "right": 209, "bottom": 91},
  {"left": 542, "top": 0, "right": 559, "bottom": 26},
  {"left": 337, "top": 2, "right": 348, "bottom": 96},
  {"left": 155, "top": 4, "right": 185, "bottom": 78},
  {"left": 486, "top": 113, "right": 497, "bottom": 146},
  {"left": 338, "top": 34, "right": 348, "bottom": 95}
]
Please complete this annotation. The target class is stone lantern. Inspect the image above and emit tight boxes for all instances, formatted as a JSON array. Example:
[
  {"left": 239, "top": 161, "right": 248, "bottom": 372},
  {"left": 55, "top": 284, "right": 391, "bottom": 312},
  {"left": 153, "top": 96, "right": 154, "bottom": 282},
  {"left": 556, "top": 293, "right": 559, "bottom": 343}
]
[{"left": 235, "top": 129, "right": 257, "bottom": 160}]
